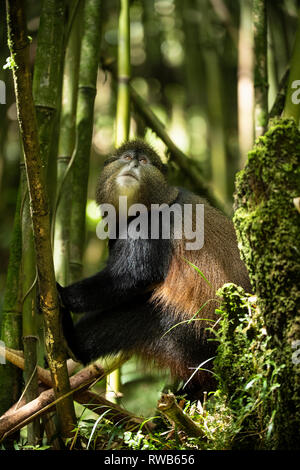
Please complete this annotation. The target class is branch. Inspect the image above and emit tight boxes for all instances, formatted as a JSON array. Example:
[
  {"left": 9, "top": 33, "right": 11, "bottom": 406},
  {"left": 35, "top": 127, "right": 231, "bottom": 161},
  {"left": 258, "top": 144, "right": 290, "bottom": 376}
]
[
  {"left": 0, "top": 350, "right": 152, "bottom": 440},
  {"left": 157, "top": 393, "right": 204, "bottom": 438}
]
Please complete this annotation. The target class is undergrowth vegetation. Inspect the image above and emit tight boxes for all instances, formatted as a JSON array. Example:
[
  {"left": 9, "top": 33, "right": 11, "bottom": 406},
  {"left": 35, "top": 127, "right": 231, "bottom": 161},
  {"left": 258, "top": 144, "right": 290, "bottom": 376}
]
[{"left": 9, "top": 283, "right": 283, "bottom": 451}]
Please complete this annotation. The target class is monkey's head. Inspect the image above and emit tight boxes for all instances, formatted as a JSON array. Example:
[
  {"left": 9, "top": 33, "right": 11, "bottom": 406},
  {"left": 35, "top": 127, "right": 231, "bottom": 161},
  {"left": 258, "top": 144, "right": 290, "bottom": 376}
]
[{"left": 96, "top": 140, "right": 178, "bottom": 213}]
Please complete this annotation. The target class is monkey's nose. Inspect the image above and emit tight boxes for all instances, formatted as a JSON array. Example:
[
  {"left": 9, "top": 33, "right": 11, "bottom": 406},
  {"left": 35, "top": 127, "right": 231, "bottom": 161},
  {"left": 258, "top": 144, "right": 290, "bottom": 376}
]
[{"left": 129, "top": 159, "right": 139, "bottom": 169}]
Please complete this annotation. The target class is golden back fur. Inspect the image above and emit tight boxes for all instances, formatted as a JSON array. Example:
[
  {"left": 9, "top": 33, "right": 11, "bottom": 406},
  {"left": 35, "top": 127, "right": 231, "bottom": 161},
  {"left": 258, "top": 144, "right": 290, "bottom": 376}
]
[{"left": 151, "top": 193, "right": 251, "bottom": 328}]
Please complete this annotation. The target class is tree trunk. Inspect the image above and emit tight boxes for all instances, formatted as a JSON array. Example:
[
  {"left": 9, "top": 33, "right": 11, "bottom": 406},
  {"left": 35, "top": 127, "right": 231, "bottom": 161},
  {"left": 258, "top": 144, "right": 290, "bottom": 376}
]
[
  {"left": 233, "top": 118, "right": 300, "bottom": 449},
  {"left": 6, "top": 0, "right": 76, "bottom": 439}
]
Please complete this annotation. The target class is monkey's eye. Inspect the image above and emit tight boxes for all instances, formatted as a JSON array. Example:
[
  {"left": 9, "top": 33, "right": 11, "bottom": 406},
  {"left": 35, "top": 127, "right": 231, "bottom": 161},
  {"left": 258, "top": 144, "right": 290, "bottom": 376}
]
[
  {"left": 123, "top": 154, "right": 133, "bottom": 161},
  {"left": 139, "top": 157, "right": 148, "bottom": 165}
]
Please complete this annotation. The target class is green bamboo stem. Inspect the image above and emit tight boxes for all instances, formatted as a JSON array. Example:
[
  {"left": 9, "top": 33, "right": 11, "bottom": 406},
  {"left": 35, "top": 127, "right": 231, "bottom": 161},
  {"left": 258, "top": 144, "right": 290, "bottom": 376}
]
[
  {"left": 283, "top": 9, "right": 300, "bottom": 125},
  {"left": 33, "top": 0, "right": 66, "bottom": 215},
  {"left": 177, "top": 0, "right": 203, "bottom": 109},
  {"left": 199, "top": 0, "right": 228, "bottom": 204},
  {"left": 69, "top": 0, "right": 103, "bottom": 284},
  {"left": 0, "top": 3, "right": 6, "bottom": 199},
  {"left": 6, "top": 0, "right": 75, "bottom": 438},
  {"left": 54, "top": 3, "right": 81, "bottom": 286},
  {"left": 22, "top": 337, "right": 40, "bottom": 443},
  {"left": 205, "top": 53, "right": 228, "bottom": 203},
  {"left": 106, "top": 0, "right": 131, "bottom": 404},
  {"left": 0, "top": 183, "right": 22, "bottom": 416},
  {"left": 238, "top": 0, "right": 254, "bottom": 165},
  {"left": 253, "top": 0, "right": 268, "bottom": 137},
  {"left": 115, "top": 0, "right": 131, "bottom": 146},
  {"left": 33, "top": 0, "right": 66, "bottom": 170}
]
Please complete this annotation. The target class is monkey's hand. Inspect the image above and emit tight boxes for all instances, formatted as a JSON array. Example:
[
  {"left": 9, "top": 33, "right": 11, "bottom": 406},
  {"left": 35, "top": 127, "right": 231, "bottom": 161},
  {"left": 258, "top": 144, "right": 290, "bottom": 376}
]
[
  {"left": 56, "top": 281, "right": 67, "bottom": 308},
  {"left": 57, "top": 289, "right": 81, "bottom": 363}
]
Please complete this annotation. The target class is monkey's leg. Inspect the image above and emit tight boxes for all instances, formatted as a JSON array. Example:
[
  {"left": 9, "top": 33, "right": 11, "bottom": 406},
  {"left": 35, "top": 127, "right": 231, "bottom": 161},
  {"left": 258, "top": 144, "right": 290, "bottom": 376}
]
[
  {"left": 61, "top": 300, "right": 217, "bottom": 398},
  {"left": 61, "top": 297, "right": 163, "bottom": 364},
  {"left": 142, "top": 311, "right": 218, "bottom": 399}
]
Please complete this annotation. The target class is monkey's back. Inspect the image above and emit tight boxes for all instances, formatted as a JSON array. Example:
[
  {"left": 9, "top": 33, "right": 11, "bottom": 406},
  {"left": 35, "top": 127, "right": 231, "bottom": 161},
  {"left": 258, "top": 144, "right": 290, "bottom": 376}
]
[{"left": 151, "top": 189, "right": 251, "bottom": 329}]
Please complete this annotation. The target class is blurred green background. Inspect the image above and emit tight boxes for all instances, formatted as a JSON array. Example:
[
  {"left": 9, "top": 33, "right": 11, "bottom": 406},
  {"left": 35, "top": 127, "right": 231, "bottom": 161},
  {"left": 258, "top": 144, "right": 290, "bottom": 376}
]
[{"left": 0, "top": 0, "right": 298, "bottom": 416}]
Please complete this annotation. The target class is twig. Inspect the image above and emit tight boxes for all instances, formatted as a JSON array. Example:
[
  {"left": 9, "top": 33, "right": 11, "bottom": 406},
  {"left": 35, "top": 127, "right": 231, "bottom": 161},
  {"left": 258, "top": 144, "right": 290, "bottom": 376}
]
[{"left": 157, "top": 393, "right": 204, "bottom": 438}]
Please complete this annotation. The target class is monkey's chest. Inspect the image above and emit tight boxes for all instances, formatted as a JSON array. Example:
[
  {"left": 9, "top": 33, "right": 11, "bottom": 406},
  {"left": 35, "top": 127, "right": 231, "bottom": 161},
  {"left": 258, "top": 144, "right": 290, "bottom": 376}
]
[{"left": 109, "top": 236, "right": 172, "bottom": 286}]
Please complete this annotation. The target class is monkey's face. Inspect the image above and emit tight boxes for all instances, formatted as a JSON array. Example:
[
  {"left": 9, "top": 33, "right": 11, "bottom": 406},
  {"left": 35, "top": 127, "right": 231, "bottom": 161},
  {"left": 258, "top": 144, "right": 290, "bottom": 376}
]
[{"left": 96, "top": 140, "right": 178, "bottom": 213}]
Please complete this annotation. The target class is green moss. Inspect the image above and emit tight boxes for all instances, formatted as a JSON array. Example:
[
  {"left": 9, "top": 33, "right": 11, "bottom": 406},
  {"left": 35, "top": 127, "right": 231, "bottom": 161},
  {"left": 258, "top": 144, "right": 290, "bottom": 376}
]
[
  {"left": 233, "top": 118, "right": 300, "bottom": 449},
  {"left": 214, "top": 283, "right": 282, "bottom": 449}
]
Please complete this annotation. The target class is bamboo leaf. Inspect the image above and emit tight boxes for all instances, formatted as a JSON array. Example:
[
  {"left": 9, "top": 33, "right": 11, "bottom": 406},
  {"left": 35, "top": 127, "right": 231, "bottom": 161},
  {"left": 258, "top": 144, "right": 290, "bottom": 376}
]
[{"left": 183, "top": 257, "right": 212, "bottom": 287}]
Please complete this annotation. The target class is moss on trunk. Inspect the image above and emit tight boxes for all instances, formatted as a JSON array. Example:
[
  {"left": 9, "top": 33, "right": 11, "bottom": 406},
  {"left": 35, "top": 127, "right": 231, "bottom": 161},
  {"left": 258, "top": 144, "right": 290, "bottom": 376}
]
[
  {"left": 214, "top": 284, "right": 282, "bottom": 449},
  {"left": 233, "top": 118, "right": 300, "bottom": 449}
]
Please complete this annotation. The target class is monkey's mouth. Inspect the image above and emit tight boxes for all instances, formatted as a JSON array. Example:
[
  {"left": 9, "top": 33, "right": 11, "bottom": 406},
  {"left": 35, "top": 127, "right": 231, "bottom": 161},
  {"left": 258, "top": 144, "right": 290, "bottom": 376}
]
[{"left": 119, "top": 172, "right": 139, "bottom": 181}]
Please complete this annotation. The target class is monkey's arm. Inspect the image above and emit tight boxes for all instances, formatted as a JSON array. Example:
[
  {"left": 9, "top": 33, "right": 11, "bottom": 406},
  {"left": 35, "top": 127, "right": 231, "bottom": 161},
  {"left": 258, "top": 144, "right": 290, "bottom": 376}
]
[
  {"left": 59, "top": 234, "right": 172, "bottom": 314},
  {"left": 57, "top": 267, "right": 160, "bottom": 314}
]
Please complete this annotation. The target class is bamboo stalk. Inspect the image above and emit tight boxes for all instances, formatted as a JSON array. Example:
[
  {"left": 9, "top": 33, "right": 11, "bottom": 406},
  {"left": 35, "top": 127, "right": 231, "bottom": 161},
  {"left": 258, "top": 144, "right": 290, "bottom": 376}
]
[
  {"left": 33, "top": 0, "right": 66, "bottom": 170},
  {"left": 32, "top": 0, "right": 66, "bottom": 213},
  {"left": 253, "top": 0, "right": 268, "bottom": 137},
  {"left": 283, "top": 9, "right": 300, "bottom": 125},
  {"left": 6, "top": 0, "right": 75, "bottom": 438},
  {"left": 106, "top": 0, "right": 131, "bottom": 404},
  {"left": 238, "top": 0, "right": 254, "bottom": 164},
  {"left": 54, "top": 2, "right": 81, "bottom": 286},
  {"left": 130, "top": 85, "right": 208, "bottom": 191},
  {"left": 200, "top": 0, "right": 228, "bottom": 204},
  {"left": 115, "top": 0, "right": 131, "bottom": 146},
  {"left": 69, "top": 0, "right": 103, "bottom": 283},
  {"left": 177, "top": 0, "right": 204, "bottom": 109},
  {"left": 0, "top": 183, "right": 23, "bottom": 416},
  {"left": 209, "top": 0, "right": 238, "bottom": 44},
  {"left": 0, "top": 345, "right": 53, "bottom": 387}
]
